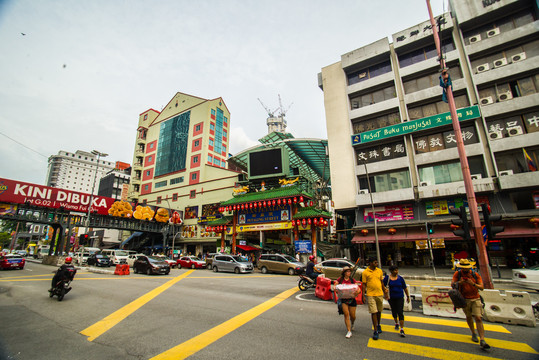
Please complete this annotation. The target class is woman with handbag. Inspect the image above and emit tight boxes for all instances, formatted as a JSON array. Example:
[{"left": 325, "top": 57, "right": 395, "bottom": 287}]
[
  {"left": 383, "top": 265, "right": 410, "bottom": 337},
  {"left": 334, "top": 266, "right": 361, "bottom": 338}
]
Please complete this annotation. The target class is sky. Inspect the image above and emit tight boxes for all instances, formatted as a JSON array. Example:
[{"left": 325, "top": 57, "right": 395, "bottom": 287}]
[{"left": 0, "top": 0, "right": 447, "bottom": 185}]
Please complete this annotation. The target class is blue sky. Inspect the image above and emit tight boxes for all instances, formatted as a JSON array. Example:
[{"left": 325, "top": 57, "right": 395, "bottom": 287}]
[{"left": 0, "top": 0, "right": 446, "bottom": 185}]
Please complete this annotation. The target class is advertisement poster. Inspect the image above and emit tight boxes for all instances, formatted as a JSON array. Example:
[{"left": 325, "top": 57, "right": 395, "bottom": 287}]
[
  {"left": 199, "top": 203, "right": 222, "bottom": 223},
  {"left": 184, "top": 206, "right": 198, "bottom": 219},
  {"left": 364, "top": 204, "right": 414, "bottom": 222}
]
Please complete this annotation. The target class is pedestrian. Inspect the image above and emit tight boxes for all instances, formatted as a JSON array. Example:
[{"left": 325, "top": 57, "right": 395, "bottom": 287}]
[
  {"left": 451, "top": 258, "right": 490, "bottom": 349},
  {"left": 383, "top": 265, "right": 410, "bottom": 337},
  {"left": 362, "top": 258, "right": 387, "bottom": 340},
  {"left": 334, "top": 266, "right": 361, "bottom": 338}
]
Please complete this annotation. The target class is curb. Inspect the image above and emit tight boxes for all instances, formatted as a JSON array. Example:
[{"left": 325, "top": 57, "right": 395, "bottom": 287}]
[{"left": 402, "top": 275, "right": 513, "bottom": 283}]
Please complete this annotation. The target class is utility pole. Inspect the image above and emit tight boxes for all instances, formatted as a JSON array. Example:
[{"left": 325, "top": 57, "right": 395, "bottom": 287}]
[{"left": 426, "top": 1, "right": 493, "bottom": 288}]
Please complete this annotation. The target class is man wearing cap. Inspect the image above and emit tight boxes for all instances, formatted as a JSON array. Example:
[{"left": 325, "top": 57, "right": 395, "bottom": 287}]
[
  {"left": 362, "top": 258, "right": 387, "bottom": 340},
  {"left": 451, "top": 259, "right": 490, "bottom": 350}
]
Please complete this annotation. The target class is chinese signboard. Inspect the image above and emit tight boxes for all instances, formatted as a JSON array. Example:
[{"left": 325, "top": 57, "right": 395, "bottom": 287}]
[
  {"left": 364, "top": 204, "right": 414, "bottom": 222},
  {"left": 0, "top": 177, "right": 116, "bottom": 215},
  {"left": 295, "top": 240, "right": 312, "bottom": 253},
  {"left": 238, "top": 206, "right": 291, "bottom": 225},
  {"left": 352, "top": 105, "right": 480, "bottom": 145}
]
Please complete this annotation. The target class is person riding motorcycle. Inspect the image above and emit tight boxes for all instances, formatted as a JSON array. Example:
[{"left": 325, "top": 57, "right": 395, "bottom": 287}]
[
  {"left": 305, "top": 255, "right": 322, "bottom": 284},
  {"left": 49, "top": 257, "right": 77, "bottom": 292}
]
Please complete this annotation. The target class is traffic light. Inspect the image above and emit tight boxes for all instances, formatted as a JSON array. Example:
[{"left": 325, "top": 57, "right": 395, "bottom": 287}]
[
  {"left": 481, "top": 203, "right": 504, "bottom": 240},
  {"left": 79, "top": 234, "right": 89, "bottom": 245},
  {"left": 426, "top": 222, "right": 434, "bottom": 234},
  {"left": 450, "top": 206, "right": 470, "bottom": 241}
]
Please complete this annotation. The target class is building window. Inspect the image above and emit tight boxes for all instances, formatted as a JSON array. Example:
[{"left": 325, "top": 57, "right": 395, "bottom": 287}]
[
  {"left": 419, "top": 156, "right": 484, "bottom": 186},
  {"left": 495, "top": 148, "right": 538, "bottom": 175},
  {"left": 157, "top": 196, "right": 162, "bottom": 204},
  {"left": 155, "top": 111, "right": 190, "bottom": 176},
  {"left": 155, "top": 180, "right": 167, "bottom": 188},
  {"left": 210, "top": 123, "right": 215, "bottom": 131},
  {"left": 144, "top": 185, "right": 149, "bottom": 191},
  {"left": 478, "top": 72, "right": 539, "bottom": 105},
  {"left": 211, "top": 109, "right": 215, "bottom": 116},
  {"left": 193, "top": 156, "right": 199, "bottom": 163},
  {"left": 172, "top": 193, "right": 178, "bottom": 201},
  {"left": 359, "top": 169, "right": 411, "bottom": 192},
  {"left": 350, "top": 84, "right": 396, "bottom": 109},
  {"left": 190, "top": 190, "right": 196, "bottom": 198},
  {"left": 208, "top": 155, "right": 213, "bottom": 163},
  {"left": 146, "top": 170, "right": 151, "bottom": 176},
  {"left": 398, "top": 37, "right": 455, "bottom": 68},
  {"left": 191, "top": 172, "right": 197, "bottom": 180},
  {"left": 403, "top": 65, "right": 463, "bottom": 94},
  {"left": 347, "top": 60, "right": 392, "bottom": 85},
  {"left": 195, "top": 124, "right": 201, "bottom": 132},
  {"left": 407, "top": 94, "right": 469, "bottom": 121},
  {"left": 209, "top": 139, "right": 214, "bottom": 146},
  {"left": 213, "top": 158, "right": 220, "bottom": 166},
  {"left": 194, "top": 140, "right": 200, "bottom": 147},
  {"left": 144, "top": 114, "right": 148, "bottom": 120},
  {"left": 170, "top": 176, "right": 184, "bottom": 185}
]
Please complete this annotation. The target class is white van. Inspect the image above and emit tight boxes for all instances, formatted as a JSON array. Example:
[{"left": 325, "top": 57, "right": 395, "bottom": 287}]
[
  {"left": 74, "top": 247, "right": 100, "bottom": 265},
  {"left": 101, "top": 249, "right": 129, "bottom": 265}
]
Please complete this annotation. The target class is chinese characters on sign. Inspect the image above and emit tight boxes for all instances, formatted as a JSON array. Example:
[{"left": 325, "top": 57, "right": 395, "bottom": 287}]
[
  {"left": 356, "top": 140, "right": 407, "bottom": 164},
  {"left": 363, "top": 204, "right": 414, "bottom": 223}
]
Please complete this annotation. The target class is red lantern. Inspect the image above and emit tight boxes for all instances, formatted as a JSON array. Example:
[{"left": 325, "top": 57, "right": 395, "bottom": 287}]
[
  {"left": 288, "top": 199, "right": 292, "bottom": 205},
  {"left": 319, "top": 217, "right": 324, "bottom": 224},
  {"left": 292, "top": 219, "right": 296, "bottom": 226},
  {"left": 388, "top": 228, "right": 397, "bottom": 235},
  {"left": 313, "top": 218, "right": 318, "bottom": 226},
  {"left": 253, "top": 202, "right": 257, "bottom": 209},
  {"left": 262, "top": 201, "right": 266, "bottom": 207},
  {"left": 299, "top": 196, "right": 304, "bottom": 203},
  {"left": 272, "top": 200, "right": 276, "bottom": 207},
  {"left": 330, "top": 219, "right": 334, "bottom": 226},
  {"left": 307, "top": 218, "right": 311, "bottom": 225},
  {"left": 324, "top": 220, "right": 328, "bottom": 226},
  {"left": 302, "top": 219, "right": 306, "bottom": 226},
  {"left": 249, "top": 203, "right": 253, "bottom": 209},
  {"left": 450, "top": 224, "right": 460, "bottom": 230},
  {"left": 277, "top": 199, "right": 281, "bottom": 205},
  {"left": 258, "top": 201, "right": 262, "bottom": 208},
  {"left": 240, "top": 204, "right": 244, "bottom": 210},
  {"left": 361, "top": 229, "right": 368, "bottom": 236},
  {"left": 293, "top": 197, "right": 297, "bottom": 203},
  {"left": 233, "top": 205, "right": 236, "bottom": 211}
]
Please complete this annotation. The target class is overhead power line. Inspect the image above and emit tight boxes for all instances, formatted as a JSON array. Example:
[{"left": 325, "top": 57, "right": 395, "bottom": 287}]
[{"left": 0, "top": 131, "right": 49, "bottom": 159}]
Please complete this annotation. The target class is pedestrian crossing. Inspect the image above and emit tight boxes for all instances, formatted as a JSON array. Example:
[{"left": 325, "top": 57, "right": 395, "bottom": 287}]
[{"left": 366, "top": 313, "right": 538, "bottom": 359}]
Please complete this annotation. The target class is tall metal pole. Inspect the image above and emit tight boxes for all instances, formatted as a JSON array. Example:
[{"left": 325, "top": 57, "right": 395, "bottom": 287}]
[
  {"left": 364, "top": 161, "right": 381, "bottom": 267},
  {"left": 426, "top": 1, "right": 492, "bottom": 288},
  {"left": 85, "top": 150, "right": 108, "bottom": 248},
  {"left": 425, "top": 221, "right": 437, "bottom": 277}
]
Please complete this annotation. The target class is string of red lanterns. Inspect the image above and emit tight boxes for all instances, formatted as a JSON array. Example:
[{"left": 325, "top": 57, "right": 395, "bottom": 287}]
[
  {"left": 290, "top": 217, "right": 333, "bottom": 228},
  {"left": 219, "top": 196, "right": 316, "bottom": 213}
]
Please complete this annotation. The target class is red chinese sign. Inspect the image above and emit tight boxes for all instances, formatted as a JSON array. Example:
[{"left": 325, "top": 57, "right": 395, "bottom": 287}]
[{"left": 0, "top": 177, "right": 116, "bottom": 215}]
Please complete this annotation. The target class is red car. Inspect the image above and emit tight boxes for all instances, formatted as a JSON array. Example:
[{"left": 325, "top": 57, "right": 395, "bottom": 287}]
[
  {"left": 177, "top": 256, "right": 206, "bottom": 269},
  {"left": 1, "top": 254, "right": 25, "bottom": 270}
]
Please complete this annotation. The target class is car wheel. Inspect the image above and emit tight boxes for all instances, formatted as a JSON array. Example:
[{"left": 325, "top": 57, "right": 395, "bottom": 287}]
[
  {"left": 261, "top": 266, "right": 268, "bottom": 274},
  {"left": 146, "top": 268, "right": 151, "bottom": 275},
  {"left": 207, "top": 264, "right": 212, "bottom": 270},
  {"left": 191, "top": 264, "right": 195, "bottom": 269},
  {"left": 234, "top": 267, "right": 240, "bottom": 274},
  {"left": 213, "top": 266, "right": 218, "bottom": 273},
  {"left": 165, "top": 270, "right": 170, "bottom": 275},
  {"left": 288, "top": 268, "right": 295, "bottom": 276},
  {"left": 134, "top": 266, "right": 138, "bottom": 274}
]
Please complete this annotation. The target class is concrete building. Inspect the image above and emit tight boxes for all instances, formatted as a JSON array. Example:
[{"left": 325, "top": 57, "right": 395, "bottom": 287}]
[
  {"left": 127, "top": 92, "right": 240, "bottom": 256},
  {"left": 46, "top": 150, "right": 115, "bottom": 194},
  {"left": 319, "top": 0, "right": 539, "bottom": 267}
]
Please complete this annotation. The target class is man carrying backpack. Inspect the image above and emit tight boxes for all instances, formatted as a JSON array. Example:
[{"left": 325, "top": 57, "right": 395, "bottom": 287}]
[{"left": 451, "top": 259, "right": 490, "bottom": 350}]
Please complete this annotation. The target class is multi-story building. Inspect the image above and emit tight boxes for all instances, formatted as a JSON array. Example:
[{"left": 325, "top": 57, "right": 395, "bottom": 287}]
[
  {"left": 319, "top": 0, "right": 539, "bottom": 267},
  {"left": 127, "top": 92, "right": 240, "bottom": 255},
  {"left": 98, "top": 168, "right": 131, "bottom": 200},
  {"left": 46, "top": 150, "right": 115, "bottom": 194}
]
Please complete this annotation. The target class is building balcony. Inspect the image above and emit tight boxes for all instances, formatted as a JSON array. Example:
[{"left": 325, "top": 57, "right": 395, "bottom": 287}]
[
  {"left": 403, "top": 78, "right": 467, "bottom": 105},
  {"left": 489, "top": 132, "right": 538, "bottom": 153},
  {"left": 136, "top": 137, "right": 146, "bottom": 145},
  {"left": 480, "top": 93, "right": 539, "bottom": 119},
  {"left": 464, "top": 21, "right": 538, "bottom": 57},
  {"left": 130, "top": 177, "right": 141, "bottom": 184},
  {"left": 417, "top": 177, "right": 495, "bottom": 199},
  {"left": 355, "top": 187, "right": 414, "bottom": 207},
  {"left": 349, "top": 97, "right": 399, "bottom": 121},
  {"left": 472, "top": 55, "right": 539, "bottom": 87},
  {"left": 346, "top": 72, "right": 395, "bottom": 96},
  {"left": 497, "top": 171, "right": 539, "bottom": 191}
]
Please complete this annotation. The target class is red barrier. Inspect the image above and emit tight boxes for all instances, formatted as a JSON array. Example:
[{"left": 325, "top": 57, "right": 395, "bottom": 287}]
[
  {"left": 114, "top": 264, "right": 122, "bottom": 275},
  {"left": 315, "top": 276, "right": 333, "bottom": 301},
  {"left": 122, "top": 264, "right": 130, "bottom": 275}
]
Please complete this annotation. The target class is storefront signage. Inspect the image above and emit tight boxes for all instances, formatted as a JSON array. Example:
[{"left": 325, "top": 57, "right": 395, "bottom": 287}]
[
  {"left": 352, "top": 105, "right": 480, "bottom": 145},
  {"left": 295, "top": 240, "right": 312, "bottom": 253},
  {"left": 232, "top": 222, "right": 293, "bottom": 233},
  {"left": 426, "top": 196, "right": 488, "bottom": 216},
  {"left": 415, "top": 238, "right": 445, "bottom": 250},
  {"left": 238, "top": 206, "right": 291, "bottom": 225},
  {"left": 364, "top": 204, "right": 414, "bottom": 223},
  {"left": 0, "top": 177, "right": 115, "bottom": 215}
]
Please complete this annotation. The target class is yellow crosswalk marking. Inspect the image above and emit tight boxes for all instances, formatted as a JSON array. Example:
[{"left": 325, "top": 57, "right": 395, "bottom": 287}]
[
  {"left": 382, "top": 313, "right": 510, "bottom": 333},
  {"left": 380, "top": 324, "right": 537, "bottom": 354},
  {"left": 368, "top": 338, "right": 503, "bottom": 360}
]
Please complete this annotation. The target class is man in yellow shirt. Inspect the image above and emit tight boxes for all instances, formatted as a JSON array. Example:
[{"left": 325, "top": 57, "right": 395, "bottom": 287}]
[{"left": 362, "top": 258, "right": 387, "bottom": 340}]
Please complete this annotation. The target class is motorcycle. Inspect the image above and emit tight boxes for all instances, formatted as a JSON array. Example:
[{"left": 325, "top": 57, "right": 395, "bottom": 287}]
[
  {"left": 49, "top": 269, "right": 75, "bottom": 301},
  {"left": 298, "top": 274, "right": 317, "bottom": 291}
]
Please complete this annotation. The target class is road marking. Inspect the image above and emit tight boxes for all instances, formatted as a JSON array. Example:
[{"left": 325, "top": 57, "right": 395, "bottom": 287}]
[
  {"left": 80, "top": 270, "right": 194, "bottom": 341},
  {"left": 150, "top": 286, "right": 299, "bottom": 360},
  {"left": 368, "top": 338, "right": 502, "bottom": 360},
  {"left": 380, "top": 324, "right": 537, "bottom": 354},
  {"left": 0, "top": 274, "right": 52, "bottom": 280},
  {"left": 382, "top": 313, "right": 510, "bottom": 333}
]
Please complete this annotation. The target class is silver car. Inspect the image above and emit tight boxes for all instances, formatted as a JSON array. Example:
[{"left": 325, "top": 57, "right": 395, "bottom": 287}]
[{"left": 212, "top": 254, "right": 253, "bottom": 274}]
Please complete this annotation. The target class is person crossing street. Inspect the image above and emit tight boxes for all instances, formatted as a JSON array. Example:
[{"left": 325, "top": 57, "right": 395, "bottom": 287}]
[{"left": 362, "top": 258, "right": 387, "bottom": 340}]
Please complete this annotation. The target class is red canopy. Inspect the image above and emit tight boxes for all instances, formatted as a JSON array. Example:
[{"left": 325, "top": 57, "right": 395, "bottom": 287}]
[{"left": 236, "top": 244, "right": 259, "bottom": 251}]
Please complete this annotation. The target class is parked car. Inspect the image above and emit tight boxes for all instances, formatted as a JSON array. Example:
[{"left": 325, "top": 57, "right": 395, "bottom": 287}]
[
  {"left": 212, "top": 254, "right": 253, "bottom": 274},
  {"left": 205, "top": 253, "right": 221, "bottom": 270},
  {"left": 177, "top": 256, "right": 206, "bottom": 269},
  {"left": 127, "top": 253, "right": 145, "bottom": 268},
  {"left": 0, "top": 254, "right": 25, "bottom": 270},
  {"left": 101, "top": 249, "right": 129, "bottom": 265},
  {"left": 257, "top": 254, "right": 305, "bottom": 275},
  {"left": 16, "top": 250, "right": 28, "bottom": 257},
  {"left": 315, "top": 258, "right": 365, "bottom": 281},
  {"left": 512, "top": 265, "right": 539, "bottom": 291},
  {"left": 133, "top": 255, "right": 170, "bottom": 275},
  {"left": 87, "top": 253, "right": 112, "bottom": 267},
  {"left": 154, "top": 255, "right": 177, "bottom": 268},
  {"left": 73, "top": 247, "right": 101, "bottom": 265}
]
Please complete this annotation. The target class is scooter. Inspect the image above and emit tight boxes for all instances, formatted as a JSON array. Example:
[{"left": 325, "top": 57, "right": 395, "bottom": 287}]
[
  {"left": 298, "top": 274, "right": 316, "bottom": 291},
  {"left": 49, "top": 269, "right": 75, "bottom": 301}
]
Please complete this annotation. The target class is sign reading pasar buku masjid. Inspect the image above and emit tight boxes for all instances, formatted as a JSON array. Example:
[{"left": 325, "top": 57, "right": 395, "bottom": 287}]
[{"left": 352, "top": 105, "right": 480, "bottom": 145}]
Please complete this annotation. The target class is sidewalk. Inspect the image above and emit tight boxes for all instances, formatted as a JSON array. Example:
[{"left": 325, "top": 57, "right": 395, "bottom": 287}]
[{"left": 391, "top": 265, "right": 513, "bottom": 283}]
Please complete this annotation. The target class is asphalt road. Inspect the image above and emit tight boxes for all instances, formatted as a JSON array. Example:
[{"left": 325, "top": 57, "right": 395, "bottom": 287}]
[{"left": 0, "top": 262, "right": 538, "bottom": 360}]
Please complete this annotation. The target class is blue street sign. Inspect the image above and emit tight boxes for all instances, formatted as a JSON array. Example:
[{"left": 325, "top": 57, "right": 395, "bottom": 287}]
[{"left": 482, "top": 225, "right": 487, "bottom": 244}]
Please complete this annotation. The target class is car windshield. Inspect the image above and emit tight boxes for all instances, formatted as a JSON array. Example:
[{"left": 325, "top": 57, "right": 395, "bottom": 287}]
[
  {"left": 96, "top": 254, "right": 107, "bottom": 258},
  {"left": 189, "top": 257, "right": 202, "bottom": 261},
  {"left": 148, "top": 256, "right": 165, "bottom": 263},
  {"left": 528, "top": 265, "right": 539, "bottom": 270},
  {"left": 281, "top": 255, "right": 297, "bottom": 262},
  {"left": 115, "top": 251, "right": 128, "bottom": 256},
  {"left": 231, "top": 255, "right": 250, "bottom": 263}
]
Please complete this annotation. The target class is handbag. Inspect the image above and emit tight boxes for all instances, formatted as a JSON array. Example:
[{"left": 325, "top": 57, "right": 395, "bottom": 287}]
[{"left": 448, "top": 283, "right": 467, "bottom": 309}]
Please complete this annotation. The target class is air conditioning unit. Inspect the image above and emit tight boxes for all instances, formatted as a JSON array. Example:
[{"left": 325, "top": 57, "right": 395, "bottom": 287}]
[
  {"left": 511, "top": 52, "right": 526, "bottom": 63},
  {"left": 497, "top": 91, "right": 513, "bottom": 101},
  {"left": 480, "top": 96, "right": 494, "bottom": 105},
  {"left": 420, "top": 181, "right": 431, "bottom": 187},
  {"left": 493, "top": 57, "right": 508, "bottom": 68},
  {"left": 489, "top": 130, "right": 503, "bottom": 140},
  {"left": 487, "top": 28, "right": 500, "bottom": 38},
  {"left": 499, "top": 170, "right": 514, "bottom": 176},
  {"left": 476, "top": 63, "right": 490, "bottom": 73},
  {"left": 469, "top": 35, "right": 481, "bottom": 44},
  {"left": 359, "top": 189, "right": 369, "bottom": 194},
  {"left": 471, "top": 174, "right": 482, "bottom": 180},
  {"left": 507, "top": 126, "right": 523, "bottom": 136}
]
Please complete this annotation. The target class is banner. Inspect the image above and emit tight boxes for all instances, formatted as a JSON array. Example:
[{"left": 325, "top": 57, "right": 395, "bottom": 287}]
[{"left": 0, "top": 177, "right": 115, "bottom": 215}]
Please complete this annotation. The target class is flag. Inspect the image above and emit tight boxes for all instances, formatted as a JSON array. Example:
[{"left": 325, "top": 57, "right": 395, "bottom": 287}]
[{"left": 524, "top": 148, "right": 537, "bottom": 172}]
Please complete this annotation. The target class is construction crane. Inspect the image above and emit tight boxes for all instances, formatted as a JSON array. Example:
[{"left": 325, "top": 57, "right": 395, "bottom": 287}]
[
  {"left": 257, "top": 98, "right": 277, "bottom": 118},
  {"left": 277, "top": 94, "right": 293, "bottom": 118}
]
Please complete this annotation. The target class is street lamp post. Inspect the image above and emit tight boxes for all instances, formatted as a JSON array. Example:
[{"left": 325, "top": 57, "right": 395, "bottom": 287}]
[{"left": 85, "top": 150, "right": 108, "bottom": 245}]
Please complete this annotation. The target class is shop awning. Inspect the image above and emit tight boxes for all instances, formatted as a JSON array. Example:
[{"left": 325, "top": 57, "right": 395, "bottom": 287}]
[
  {"left": 120, "top": 231, "right": 143, "bottom": 248},
  {"left": 236, "top": 244, "right": 260, "bottom": 251},
  {"left": 221, "top": 185, "right": 313, "bottom": 206}
]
